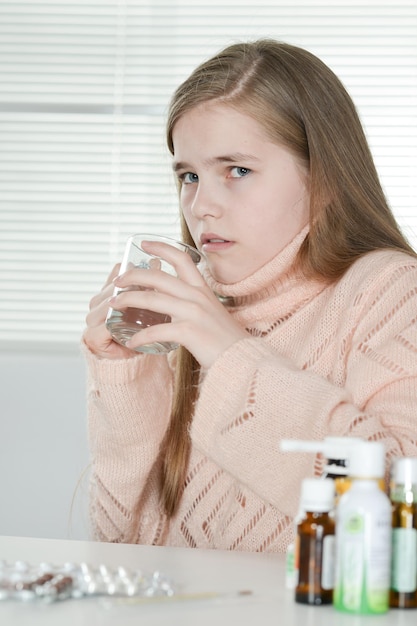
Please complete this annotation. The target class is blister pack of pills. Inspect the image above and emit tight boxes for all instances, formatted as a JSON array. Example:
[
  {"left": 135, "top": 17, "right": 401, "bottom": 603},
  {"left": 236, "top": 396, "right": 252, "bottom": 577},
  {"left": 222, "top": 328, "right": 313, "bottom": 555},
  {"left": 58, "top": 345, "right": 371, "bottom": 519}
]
[{"left": 0, "top": 559, "right": 176, "bottom": 603}]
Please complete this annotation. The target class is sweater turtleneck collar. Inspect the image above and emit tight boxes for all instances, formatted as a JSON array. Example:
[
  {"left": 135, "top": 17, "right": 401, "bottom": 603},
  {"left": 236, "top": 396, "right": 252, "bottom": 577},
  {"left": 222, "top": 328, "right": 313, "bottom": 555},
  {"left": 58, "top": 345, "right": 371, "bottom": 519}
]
[{"left": 203, "top": 226, "right": 310, "bottom": 307}]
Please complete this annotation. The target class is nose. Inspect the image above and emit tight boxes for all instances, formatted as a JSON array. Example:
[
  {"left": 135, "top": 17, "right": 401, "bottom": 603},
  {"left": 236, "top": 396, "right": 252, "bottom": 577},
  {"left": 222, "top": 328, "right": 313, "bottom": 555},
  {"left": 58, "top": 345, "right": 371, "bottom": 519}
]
[{"left": 189, "top": 178, "right": 223, "bottom": 219}]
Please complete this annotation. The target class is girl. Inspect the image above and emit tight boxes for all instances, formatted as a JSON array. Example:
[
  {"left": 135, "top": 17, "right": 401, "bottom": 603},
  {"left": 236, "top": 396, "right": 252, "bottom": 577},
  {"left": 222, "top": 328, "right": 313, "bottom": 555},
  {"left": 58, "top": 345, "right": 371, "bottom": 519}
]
[{"left": 83, "top": 39, "right": 417, "bottom": 552}]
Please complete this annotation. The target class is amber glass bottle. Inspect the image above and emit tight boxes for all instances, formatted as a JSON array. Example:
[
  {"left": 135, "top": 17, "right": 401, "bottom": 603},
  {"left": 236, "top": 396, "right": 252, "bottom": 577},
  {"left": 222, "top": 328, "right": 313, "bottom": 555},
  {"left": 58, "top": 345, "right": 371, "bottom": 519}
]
[
  {"left": 295, "top": 478, "right": 335, "bottom": 605},
  {"left": 390, "top": 457, "right": 417, "bottom": 609}
]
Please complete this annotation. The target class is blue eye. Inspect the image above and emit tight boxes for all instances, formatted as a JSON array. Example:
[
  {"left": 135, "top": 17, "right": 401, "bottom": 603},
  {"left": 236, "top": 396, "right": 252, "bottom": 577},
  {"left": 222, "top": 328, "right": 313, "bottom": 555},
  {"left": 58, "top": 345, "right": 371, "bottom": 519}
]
[
  {"left": 231, "top": 166, "right": 251, "bottom": 178},
  {"left": 182, "top": 172, "right": 199, "bottom": 184}
]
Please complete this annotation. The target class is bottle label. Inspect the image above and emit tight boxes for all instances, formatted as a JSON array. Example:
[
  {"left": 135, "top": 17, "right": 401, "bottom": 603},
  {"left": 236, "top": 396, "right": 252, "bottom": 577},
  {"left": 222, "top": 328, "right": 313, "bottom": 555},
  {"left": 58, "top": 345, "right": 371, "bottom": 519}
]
[
  {"left": 391, "top": 485, "right": 417, "bottom": 503},
  {"left": 285, "top": 542, "right": 298, "bottom": 590},
  {"left": 334, "top": 511, "right": 390, "bottom": 613},
  {"left": 391, "top": 528, "right": 417, "bottom": 593},
  {"left": 321, "top": 534, "right": 335, "bottom": 590}
]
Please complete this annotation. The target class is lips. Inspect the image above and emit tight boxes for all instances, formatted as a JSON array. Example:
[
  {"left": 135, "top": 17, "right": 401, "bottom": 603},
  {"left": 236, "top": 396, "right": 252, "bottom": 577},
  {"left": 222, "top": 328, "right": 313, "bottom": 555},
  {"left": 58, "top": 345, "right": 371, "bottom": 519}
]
[
  {"left": 200, "top": 233, "right": 234, "bottom": 253},
  {"left": 200, "top": 233, "right": 230, "bottom": 245}
]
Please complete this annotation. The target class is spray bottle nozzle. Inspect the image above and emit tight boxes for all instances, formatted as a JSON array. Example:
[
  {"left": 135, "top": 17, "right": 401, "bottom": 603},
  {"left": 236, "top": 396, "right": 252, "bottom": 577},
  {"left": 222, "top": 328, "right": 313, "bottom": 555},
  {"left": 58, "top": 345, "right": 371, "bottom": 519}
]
[{"left": 280, "top": 437, "right": 363, "bottom": 462}]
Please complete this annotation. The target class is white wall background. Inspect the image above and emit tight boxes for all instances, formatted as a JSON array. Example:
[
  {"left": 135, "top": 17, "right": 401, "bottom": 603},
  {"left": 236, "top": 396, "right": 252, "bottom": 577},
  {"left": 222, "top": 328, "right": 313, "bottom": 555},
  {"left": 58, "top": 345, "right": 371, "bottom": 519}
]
[{"left": 0, "top": 351, "right": 90, "bottom": 539}]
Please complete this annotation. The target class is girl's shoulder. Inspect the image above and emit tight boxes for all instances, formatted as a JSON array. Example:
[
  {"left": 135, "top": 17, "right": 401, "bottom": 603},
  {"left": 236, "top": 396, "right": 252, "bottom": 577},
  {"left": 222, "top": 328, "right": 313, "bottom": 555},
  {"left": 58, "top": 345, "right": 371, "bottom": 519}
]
[
  {"left": 343, "top": 248, "right": 417, "bottom": 289},
  {"left": 332, "top": 248, "right": 417, "bottom": 319}
]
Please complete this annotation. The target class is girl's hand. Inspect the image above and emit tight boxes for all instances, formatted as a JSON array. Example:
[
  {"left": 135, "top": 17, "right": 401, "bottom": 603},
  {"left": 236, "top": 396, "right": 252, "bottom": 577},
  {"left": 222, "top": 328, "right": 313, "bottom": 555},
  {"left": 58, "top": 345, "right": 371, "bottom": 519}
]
[
  {"left": 108, "top": 240, "right": 249, "bottom": 369},
  {"left": 83, "top": 263, "right": 138, "bottom": 359}
]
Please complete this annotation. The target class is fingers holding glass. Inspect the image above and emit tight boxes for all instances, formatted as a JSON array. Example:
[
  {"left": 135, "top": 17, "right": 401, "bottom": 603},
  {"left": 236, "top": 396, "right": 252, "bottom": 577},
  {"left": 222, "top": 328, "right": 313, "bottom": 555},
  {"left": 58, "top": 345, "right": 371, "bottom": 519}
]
[{"left": 105, "top": 234, "right": 202, "bottom": 354}]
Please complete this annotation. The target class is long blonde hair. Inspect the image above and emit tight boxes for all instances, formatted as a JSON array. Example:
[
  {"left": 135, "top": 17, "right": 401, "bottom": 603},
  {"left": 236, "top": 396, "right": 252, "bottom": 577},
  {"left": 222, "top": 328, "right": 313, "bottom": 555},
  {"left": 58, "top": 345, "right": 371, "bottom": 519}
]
[{"left": 160, "top": 39, "right": 416, "bottom": 517}]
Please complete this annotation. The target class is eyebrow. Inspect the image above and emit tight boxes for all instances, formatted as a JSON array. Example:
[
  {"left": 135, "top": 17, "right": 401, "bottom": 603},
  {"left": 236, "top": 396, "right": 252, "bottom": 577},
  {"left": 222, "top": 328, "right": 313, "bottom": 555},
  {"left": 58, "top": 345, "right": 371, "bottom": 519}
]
[{"left": 172, "top": 152, "right": 260, "bottom": 172}]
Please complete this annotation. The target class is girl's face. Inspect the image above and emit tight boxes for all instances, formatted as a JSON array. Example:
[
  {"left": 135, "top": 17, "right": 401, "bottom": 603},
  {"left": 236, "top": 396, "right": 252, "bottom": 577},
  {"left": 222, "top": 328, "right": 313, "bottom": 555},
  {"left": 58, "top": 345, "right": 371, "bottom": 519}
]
[{"left": 172, "top": 102, "right": 310, "bottom": 284}]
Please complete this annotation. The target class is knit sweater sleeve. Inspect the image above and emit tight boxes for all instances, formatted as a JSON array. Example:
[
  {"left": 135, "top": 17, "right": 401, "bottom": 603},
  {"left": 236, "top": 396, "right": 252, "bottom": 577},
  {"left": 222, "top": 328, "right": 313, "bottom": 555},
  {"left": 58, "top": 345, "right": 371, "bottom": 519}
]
[
  {"left": 190, "top": 259, "right": 417, "bottom": 518},
  {"left": 83, "top": 343, "right": 174, "bottom": 543}
]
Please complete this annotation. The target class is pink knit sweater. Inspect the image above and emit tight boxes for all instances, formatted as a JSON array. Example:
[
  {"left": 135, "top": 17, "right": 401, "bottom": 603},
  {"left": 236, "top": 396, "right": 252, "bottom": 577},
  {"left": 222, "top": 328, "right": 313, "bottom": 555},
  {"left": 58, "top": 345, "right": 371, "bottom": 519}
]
[{"left": 84, "top": 228, "right": 417, "bottom": 553}]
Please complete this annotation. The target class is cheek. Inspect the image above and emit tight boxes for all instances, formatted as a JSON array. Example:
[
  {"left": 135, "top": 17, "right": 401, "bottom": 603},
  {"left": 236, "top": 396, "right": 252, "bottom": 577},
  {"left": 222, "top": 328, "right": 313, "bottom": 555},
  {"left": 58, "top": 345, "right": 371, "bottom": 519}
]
[
  {"left": 179, "top": 187, "right": 189, "bottom": 213},
  {"left": 180, "top": 203, "right": 197, "bottom": 234},
  {"left": 180, "top": 192, "right": 190, "bottom": 215},
  {"left": 179, "top": 185, "right": 195, "bottom": 214}
]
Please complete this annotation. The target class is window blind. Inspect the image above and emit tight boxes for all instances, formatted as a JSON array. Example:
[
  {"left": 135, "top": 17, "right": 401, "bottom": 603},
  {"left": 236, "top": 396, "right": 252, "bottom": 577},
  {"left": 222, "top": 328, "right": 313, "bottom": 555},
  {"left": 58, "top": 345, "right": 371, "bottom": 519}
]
[{"left": 1, "top": 0, "right": 416, "bottom": 351}]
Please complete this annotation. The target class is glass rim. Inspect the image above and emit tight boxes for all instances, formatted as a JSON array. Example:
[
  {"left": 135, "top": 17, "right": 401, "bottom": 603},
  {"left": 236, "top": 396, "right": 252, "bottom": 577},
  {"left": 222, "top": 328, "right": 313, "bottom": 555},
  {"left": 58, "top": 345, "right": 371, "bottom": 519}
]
[{"left": 127, "top": 233, "right": 201, "bottom": 263}]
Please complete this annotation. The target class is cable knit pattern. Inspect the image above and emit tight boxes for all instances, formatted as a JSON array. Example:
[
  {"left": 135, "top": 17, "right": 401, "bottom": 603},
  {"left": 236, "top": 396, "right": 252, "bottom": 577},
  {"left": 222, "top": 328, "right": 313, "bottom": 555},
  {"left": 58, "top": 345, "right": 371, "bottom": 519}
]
[{"left": 84, "top": 228, "right": 417, "bottom": 553}]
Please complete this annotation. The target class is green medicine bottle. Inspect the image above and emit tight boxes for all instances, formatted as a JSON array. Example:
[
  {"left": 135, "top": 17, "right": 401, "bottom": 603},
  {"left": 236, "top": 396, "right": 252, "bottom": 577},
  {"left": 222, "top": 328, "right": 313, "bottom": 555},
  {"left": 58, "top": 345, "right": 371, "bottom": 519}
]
[{"left": 390, "top": 456, "right": 417, "bottom": 609}]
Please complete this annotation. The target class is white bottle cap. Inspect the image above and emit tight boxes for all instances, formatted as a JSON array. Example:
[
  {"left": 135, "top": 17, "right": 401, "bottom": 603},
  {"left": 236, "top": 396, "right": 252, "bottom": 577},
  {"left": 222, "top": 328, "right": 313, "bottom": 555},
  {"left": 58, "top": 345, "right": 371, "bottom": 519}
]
[
  {"left": 323, "top": 437, "right": 364, "bottom": 460},
  {"left": 348, "top": 441, "right": 385, "bottom": 479},
  {"left": 299, "top": 478, "right": 335, "bottom": 512},
  {"left": 391, "top": 457, "right": 417, "bottom": 487}
]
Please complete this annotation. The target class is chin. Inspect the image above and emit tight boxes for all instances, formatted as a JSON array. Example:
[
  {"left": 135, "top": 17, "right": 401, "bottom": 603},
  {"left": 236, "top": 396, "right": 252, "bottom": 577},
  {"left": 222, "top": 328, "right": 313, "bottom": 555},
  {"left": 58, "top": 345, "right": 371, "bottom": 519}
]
[{"left": 209, "top": 267, "right": 250, "bottom": 285}]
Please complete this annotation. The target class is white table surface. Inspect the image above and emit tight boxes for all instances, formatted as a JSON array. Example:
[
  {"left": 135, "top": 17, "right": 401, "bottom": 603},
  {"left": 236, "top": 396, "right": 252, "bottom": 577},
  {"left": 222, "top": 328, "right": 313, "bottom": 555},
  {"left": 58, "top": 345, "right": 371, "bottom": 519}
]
[{"left": 0, "top": 535, "right": 415, "bottom": 625}]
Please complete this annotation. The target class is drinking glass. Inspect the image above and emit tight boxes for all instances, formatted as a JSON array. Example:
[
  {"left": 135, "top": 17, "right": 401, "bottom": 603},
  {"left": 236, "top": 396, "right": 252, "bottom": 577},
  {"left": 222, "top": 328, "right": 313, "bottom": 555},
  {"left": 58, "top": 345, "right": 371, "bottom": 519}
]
[{"left": 105, "top": 234, "right": 201, "bottom": 354}]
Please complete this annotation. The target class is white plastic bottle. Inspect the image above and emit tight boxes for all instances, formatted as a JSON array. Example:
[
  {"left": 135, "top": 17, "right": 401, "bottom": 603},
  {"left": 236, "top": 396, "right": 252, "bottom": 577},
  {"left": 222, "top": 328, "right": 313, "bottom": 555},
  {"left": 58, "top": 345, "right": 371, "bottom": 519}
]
[{"left": 333, "top": 441, "right": 392, "bottom": 614}]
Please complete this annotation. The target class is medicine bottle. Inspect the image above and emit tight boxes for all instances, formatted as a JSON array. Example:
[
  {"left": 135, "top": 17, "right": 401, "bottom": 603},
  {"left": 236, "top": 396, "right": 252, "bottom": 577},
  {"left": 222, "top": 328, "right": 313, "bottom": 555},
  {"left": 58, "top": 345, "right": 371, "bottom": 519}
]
[
  {"left": 334, "top": 441, "right": 391, "bottom": 615},
  {"left": 295, "top": 477, "right": 335, "bottom": 605},
  {"left": 281, "top": 437, "right": 363, "bottom": 501},
  {"left": 390, "top": 456, "right": 417, "bottom": 609},
  {"left": 281, "top": 436, "right": 361, "bottom": 589},
  {"left": 320, "top": 437, "right": 363, "bottom": 501}
]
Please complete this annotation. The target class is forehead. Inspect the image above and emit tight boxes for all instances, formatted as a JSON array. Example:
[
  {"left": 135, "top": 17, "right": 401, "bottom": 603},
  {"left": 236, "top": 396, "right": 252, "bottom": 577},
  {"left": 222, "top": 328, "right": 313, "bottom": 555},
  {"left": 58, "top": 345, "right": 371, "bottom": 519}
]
[{"left": 172, "top": 102, "right": 273, "bottom": 154}]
